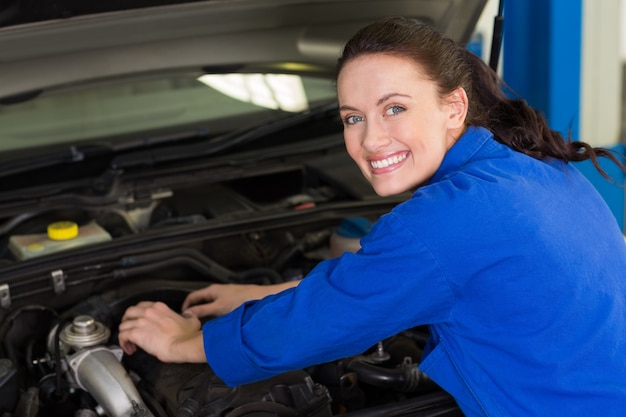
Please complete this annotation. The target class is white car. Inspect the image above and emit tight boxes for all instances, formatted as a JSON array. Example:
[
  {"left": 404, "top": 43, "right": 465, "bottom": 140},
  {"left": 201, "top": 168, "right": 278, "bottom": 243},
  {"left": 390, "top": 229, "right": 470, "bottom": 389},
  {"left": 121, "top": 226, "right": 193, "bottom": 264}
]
[{"left": 0, "top": 1, "right": 485, "bottom": 416}]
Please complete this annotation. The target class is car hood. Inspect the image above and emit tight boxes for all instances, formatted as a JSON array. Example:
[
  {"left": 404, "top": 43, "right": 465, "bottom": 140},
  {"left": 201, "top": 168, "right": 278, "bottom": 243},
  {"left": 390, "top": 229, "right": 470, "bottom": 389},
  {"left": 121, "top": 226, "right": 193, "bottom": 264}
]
[{"left": 0, "top": 0, "right": 486, "bottom": 100}]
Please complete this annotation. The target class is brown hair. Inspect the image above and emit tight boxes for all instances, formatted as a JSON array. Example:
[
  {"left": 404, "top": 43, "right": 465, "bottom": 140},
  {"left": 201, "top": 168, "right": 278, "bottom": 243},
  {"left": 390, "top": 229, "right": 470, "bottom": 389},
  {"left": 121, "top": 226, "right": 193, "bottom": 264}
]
[{"left": 337, "top": 16, "right": 625, "bottom": 179}]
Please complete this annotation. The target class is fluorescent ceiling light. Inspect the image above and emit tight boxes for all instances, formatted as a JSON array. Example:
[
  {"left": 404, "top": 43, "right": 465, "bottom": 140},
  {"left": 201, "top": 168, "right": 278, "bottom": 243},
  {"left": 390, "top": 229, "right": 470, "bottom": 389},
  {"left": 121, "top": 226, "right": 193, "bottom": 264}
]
[{"left": 197, "top": 73, "right": 308, "bottom": 112}]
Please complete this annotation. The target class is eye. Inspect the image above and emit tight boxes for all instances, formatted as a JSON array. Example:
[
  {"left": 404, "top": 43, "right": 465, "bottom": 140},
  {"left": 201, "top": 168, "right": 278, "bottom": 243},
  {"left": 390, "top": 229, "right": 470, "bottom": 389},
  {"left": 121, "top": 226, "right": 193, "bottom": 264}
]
[
  {"left": 385, "top": 105, "right": 405, "bottom": 116},
  {"left": 343, "top": 114, "right": 364, "bottom": 125}
]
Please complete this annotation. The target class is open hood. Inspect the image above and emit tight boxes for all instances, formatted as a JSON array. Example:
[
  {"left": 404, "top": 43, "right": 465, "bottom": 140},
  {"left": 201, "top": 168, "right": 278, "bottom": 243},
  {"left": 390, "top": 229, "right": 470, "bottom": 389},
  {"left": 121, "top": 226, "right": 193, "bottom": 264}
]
[{"left": 0, "top": 0, "right": 486, "bottom": 100}]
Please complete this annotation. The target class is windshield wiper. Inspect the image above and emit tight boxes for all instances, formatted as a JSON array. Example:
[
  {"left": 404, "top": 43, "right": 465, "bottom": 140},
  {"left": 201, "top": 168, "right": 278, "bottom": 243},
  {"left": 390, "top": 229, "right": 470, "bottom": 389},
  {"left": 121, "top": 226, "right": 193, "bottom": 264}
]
[
  {"left": 0, "top": 144, "right": 112, "bottom": 180},
  {"left": 0, "top": 90, "right": 43, "bottom": 105},
  {"left": 0, "top": 126, "right": 215, "bottom": 180},
  {"left": 110, "top": 101, "right": 340, "bottom": 170},
  {"left": 0, "top": 101, "right": 339, "bottom": 179}
]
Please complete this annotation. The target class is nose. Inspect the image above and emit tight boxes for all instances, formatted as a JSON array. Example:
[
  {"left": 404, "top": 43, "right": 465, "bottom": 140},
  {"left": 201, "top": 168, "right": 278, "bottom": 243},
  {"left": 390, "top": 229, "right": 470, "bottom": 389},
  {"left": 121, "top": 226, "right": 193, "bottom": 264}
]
[{"left": 362, "top": 116, "right": 391, "bottom": 152}]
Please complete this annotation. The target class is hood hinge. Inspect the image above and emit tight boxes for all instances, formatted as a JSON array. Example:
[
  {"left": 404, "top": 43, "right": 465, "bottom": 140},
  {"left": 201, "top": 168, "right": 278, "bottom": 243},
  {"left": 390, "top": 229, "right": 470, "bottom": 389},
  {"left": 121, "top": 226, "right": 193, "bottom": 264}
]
[
  {"left": 51, "top": 269, "right": 67, "bottom": 294},
  {"left": 0, "top": 283, "right": 10, "bottom": 309}
]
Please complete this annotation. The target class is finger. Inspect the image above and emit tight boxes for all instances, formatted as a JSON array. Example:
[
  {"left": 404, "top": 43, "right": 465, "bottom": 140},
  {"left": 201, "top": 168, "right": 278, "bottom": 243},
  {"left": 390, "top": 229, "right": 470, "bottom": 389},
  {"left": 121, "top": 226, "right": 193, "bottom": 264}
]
[
  {"left": 121, "top": 301, "right": 155, "bottom": 321},
  {"left": 118, "top": 318, "right": 141, "bottom": 332},
  {"left": 118, "top": 328, "right": 138, "bottom": 355},
  {"left": 181, "top": 290, "right": 205, "bottom": 310},
  {"left": 136, "top": 301, "right": 157, "bottom": 308},
  {"left": 149, "top": 301, "right": 172, "bottom": 315},
  {"left": 182, "top": 286, "right": 217, "bottom": 310},
  {"left": 182, "top": 313, "right": 202, "bottom": 330},
  {"left": 119, "top": 338, "right": 137, "bottom": 355},
  {"left": 183, "top": 303, "right": 222, "bottom": 318},
  {"left": 181, "top": 310, "right": 198, "bottom": 319},
  {"left": 121, "top": 306, "right": 142, "bottom": 322}
]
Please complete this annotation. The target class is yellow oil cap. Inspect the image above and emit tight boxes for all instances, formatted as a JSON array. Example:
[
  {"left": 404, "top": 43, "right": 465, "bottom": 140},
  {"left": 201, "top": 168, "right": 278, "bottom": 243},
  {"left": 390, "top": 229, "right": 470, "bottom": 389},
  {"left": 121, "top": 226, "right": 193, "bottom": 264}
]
[{"left": 47, "top": 221, "right": 79, "bottom": 241}]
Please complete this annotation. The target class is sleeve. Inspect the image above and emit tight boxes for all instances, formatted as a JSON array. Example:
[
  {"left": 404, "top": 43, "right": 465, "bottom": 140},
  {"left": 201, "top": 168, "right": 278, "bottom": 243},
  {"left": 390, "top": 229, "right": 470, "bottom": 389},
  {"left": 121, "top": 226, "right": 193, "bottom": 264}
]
[{"left": 202, "top": 212, "right": 455, "bottom": 387}]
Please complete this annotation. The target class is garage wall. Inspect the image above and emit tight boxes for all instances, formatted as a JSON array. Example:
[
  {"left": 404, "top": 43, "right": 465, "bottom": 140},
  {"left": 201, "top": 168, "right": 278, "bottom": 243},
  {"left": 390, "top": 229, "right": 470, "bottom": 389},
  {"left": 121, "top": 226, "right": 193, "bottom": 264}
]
[
  {"left": 621, "top": 0, "right": 626, "bottom": 59},
  {"left": 472, "top": 0, "right": 626, "bottom": 230},
  {"left": 580, "top": 0, "right": 621, "bottom": 147},
  {"left": 474, "top": 0, "right": 623, "bottom": 146},
  {"left": 578, "top": 0, "right": 625, "bottom": 231}
]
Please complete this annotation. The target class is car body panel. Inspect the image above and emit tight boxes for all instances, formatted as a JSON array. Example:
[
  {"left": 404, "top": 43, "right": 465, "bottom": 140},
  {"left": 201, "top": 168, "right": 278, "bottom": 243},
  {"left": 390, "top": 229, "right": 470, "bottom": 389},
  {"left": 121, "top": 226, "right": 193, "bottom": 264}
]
[{"left": 0, "top": 0, "right": 485, "bottom": 99}]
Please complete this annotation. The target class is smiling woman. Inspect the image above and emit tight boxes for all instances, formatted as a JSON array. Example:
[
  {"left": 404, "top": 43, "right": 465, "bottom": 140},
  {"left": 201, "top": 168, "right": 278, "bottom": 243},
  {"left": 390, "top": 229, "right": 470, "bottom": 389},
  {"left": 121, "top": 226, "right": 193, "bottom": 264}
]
[
  {"left": 338, "top": 54, "right": 466, "bottom": 197},
  {"left": 117, "top": 16, "right": 626, "bottom": 417}
]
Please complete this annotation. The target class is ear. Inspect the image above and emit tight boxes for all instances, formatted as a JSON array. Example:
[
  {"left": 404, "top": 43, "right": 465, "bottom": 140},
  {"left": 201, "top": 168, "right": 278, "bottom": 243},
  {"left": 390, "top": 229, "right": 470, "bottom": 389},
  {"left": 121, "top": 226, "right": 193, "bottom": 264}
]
[{"left": 445, "top": 86, "right": 468, "bottom": 129}]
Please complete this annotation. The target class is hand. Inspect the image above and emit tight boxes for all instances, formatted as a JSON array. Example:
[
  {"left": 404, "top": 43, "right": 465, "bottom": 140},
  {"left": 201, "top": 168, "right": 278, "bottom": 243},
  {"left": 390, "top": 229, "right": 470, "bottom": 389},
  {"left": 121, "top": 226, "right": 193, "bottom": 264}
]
[
  {"left": 118, "top": 301, "right": 205, "bottom": 363},
  {"left": 181, "top": 281, "right": 301, "bottom": 318}
]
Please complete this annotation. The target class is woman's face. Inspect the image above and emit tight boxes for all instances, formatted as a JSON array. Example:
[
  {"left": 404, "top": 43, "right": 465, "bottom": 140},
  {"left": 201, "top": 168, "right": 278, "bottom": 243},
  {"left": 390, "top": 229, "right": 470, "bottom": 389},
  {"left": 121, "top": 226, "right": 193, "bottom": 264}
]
[{"left": 337, "top": 53, "right": 467, "bottom": 197}]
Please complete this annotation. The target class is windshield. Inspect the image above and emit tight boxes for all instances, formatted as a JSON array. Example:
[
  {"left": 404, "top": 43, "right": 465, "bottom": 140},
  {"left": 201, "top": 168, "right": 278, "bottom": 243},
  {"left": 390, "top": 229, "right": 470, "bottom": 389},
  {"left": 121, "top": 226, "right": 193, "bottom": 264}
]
[{"left": 0, "top": 70, "right": 337, "bottom": 153}]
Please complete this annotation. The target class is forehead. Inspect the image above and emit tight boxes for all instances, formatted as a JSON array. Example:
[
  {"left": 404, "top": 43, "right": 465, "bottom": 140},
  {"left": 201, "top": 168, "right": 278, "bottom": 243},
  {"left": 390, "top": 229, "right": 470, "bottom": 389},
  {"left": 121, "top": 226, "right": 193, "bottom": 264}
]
[
  {"left": 337, "top": 54, "right": 435, "bottom": 101},
  {"left": 339, "top": 53, "right": 426, "bottom": 77}
]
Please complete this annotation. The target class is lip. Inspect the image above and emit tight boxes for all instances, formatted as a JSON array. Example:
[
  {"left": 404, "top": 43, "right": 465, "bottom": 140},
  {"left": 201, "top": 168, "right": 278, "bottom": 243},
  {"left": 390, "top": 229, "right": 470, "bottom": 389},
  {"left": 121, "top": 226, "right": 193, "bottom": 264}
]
[{"left": 368, "top": 151, "right": 409, "bottom": 174}]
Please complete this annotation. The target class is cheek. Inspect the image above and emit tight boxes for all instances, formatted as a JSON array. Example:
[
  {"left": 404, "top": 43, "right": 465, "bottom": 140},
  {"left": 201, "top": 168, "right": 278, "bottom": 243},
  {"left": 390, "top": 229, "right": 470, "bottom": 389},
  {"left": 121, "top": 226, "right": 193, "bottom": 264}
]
[{"left": 343, "top": 132, "right": 362, "bottom": 161}]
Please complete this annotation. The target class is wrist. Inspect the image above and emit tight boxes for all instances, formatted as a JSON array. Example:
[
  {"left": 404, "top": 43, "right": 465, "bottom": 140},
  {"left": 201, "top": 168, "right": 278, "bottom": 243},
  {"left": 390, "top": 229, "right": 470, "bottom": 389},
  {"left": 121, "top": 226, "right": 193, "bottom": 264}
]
[{"left": 170, "top": 330, "right": 206, "bottom": 363}]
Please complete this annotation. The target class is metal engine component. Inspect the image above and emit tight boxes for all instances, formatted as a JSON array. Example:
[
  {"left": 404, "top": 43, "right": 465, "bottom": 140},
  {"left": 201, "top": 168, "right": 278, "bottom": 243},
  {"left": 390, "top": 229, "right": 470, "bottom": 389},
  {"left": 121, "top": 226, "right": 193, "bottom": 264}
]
[
  {"left": 50, "top": 315, "right": 154, "bottom": 417},
  {"left": 66, "top": 346, "right": 153, "bottom": 417},
  {"left": 60, "top": 315, "right": 110, "bottom": 349}
]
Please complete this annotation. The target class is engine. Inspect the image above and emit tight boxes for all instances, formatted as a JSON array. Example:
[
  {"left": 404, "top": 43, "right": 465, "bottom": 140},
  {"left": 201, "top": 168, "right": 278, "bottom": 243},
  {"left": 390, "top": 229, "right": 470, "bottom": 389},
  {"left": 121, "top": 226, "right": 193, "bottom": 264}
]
[
  {"left": 0, "top": 160, "right": 461, "bottom": 417},
  {"left": 0, "top": 283, "right": 455, "bottom": 417}
]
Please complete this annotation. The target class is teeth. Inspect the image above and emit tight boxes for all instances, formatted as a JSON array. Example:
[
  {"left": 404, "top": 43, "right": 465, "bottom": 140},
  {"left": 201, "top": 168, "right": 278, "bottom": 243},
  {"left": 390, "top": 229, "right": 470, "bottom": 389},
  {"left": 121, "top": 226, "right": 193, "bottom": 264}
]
[{"left": 370, "top": 153, "right": 407, "bottom": 169}]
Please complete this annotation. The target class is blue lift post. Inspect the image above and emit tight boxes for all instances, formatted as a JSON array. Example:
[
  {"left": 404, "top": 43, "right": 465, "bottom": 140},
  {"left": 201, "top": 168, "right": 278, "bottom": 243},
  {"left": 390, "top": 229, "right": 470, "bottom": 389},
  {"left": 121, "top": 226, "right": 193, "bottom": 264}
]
[{"left": 502, "top": 0, "right": 625, "bottom": 231}]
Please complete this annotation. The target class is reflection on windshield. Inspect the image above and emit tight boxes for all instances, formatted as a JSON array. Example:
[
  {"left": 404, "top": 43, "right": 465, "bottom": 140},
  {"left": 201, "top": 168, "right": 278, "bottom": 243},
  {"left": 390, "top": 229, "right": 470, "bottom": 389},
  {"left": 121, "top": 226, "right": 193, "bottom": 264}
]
[
  {"left": 198, "top": 74, "right": 309, "bottom": 112},
  {"left": 0, "top": 72, "right": 336, "bottom": 152}
]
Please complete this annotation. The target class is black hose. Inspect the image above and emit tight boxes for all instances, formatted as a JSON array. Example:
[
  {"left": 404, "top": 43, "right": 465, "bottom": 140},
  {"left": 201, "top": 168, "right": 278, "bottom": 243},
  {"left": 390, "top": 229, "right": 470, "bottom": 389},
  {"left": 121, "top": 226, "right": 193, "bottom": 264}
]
[
  {"left": 227, "top": 401, "right": 298, "bottom": 417},
  {"left": 233, "top": 267, "right": 283, "bottom": 285},
  {"left": 121, "top": 247, "right": 235, "bottom": 282},
  {"left": 0, "top": 305, "right": 58, "bottom": 389},
  {"left": 0, "top": 304, "right": 57, "bottom": 356},
  {"left": 270, "top": 243, "right": 302, "bottom": 272},
  {"left": 340, "top": 391, "right": 460, "bottom": 417},
  {"left": 113, "top": 257, "right": 230, "bottom": 283},
  {"left": 48, "top": 318, "right": 70, "bottom": 402},
  {"left": 271, "top": 229, "right": 332, "bottom": 271},
  {"left": 138, "top": 385, "right": 169, "bottom": 417},
  {"left": 399, "top": 327, "right": 430, "bottom": 348},
  {"left": 176, "top": 373, "right": 212, "bottom": 417},
  {"left": 346, "top": 356, "right": 436, "bottom": 393}
]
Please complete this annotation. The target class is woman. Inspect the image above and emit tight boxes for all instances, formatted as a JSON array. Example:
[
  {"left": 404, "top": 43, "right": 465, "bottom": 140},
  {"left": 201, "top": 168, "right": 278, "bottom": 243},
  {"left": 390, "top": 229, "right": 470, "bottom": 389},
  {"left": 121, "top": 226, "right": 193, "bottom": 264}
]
[{"left": 119, "top": 17, "right": 626, "bottom": 416}]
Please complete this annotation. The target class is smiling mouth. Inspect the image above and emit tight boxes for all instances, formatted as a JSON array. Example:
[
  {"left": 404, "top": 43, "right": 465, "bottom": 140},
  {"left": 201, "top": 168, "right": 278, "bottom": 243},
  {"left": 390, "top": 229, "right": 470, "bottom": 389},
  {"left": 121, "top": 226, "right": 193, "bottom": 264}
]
[{"left": 369, "top": 152, "right": 408, "bottom": 169}]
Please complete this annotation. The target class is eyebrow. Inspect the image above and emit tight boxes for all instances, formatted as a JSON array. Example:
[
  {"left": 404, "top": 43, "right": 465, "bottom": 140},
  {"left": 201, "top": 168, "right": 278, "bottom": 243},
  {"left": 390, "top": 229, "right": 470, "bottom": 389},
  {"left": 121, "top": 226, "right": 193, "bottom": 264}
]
[
  {"left": 377, "top": 93, "right": 411, "bottom": 105},
  {"left": 339, "top": 93, "right": 412, "bottom": 112}
]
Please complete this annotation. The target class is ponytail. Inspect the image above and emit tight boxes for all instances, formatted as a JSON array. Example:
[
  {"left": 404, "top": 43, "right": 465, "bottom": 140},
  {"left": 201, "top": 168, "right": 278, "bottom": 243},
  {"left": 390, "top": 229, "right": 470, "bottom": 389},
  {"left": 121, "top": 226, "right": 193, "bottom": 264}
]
[
  {"left": 463, "top": 49, "right": 626, "bottom": 180},
  {"left": 338, "top": 16, "right": 626, "bottom": 181}
]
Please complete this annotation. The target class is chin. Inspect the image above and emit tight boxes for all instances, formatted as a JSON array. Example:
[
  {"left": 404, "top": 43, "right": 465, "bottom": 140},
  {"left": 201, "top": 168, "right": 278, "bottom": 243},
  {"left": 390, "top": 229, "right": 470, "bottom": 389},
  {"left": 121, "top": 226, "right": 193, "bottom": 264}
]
[{"left": 372, "top": 182, "right": 414, "bottom": 197}]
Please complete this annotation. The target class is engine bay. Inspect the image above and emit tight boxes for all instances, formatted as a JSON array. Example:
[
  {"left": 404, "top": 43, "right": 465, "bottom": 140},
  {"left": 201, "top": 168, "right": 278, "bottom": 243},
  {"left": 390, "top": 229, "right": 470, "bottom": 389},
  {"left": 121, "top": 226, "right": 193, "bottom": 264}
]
[
  {"left": 0, "top": 147, "right": 461, "bottom": 417},
  {"left": 2, "top": 285, "right": 457, "bottom": 417}
]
